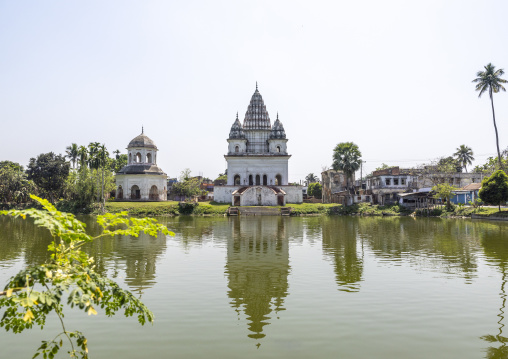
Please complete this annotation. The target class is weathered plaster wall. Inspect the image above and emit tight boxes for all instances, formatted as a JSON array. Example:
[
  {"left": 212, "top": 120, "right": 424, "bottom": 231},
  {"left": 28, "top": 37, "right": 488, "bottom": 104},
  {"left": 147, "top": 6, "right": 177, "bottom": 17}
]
[
  {"left": 226, "top": 156, "right": 290, "bottom": 186},
  {"left": 116, "top": 174, "right": 167, "bottom": 201}
]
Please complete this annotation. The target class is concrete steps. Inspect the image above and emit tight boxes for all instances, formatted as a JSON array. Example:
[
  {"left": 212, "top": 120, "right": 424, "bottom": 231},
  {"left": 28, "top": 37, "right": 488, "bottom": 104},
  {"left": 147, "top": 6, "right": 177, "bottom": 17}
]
[{"left": 227, "top": 206, "right": 294, "bottom": 216}]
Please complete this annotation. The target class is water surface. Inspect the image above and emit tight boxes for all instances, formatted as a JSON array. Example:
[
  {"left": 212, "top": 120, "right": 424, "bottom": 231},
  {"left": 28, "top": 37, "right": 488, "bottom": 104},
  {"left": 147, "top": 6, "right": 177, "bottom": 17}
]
[{"left": 1, "top": 215, "right": 508, "bottom": 358}]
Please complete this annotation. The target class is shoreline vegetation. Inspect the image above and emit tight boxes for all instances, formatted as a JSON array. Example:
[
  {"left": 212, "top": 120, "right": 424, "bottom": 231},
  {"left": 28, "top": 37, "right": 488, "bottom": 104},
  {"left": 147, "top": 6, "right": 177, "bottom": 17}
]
[{"left": 2, "top": 200, "right": 507, "bottom": 219}]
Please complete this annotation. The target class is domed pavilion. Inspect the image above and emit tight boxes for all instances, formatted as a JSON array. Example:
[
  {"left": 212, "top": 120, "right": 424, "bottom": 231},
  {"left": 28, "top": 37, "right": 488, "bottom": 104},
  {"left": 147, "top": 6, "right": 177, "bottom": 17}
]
[{"left": 115, "top": 129, "right": 167, "bottom": 201}]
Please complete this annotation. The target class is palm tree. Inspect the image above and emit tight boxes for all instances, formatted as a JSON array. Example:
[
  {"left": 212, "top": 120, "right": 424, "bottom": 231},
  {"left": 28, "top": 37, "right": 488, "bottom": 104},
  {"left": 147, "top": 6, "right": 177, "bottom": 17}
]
[
  {"left": 454, "top": 145, "right": 475, "bottom": 172},
  {"left": 332, "top": 142, "right": 362, "bottom": 194},
  {"left": 97, "top": 144, "right": 109, "bottom": 213},
  {"left": 77, "top": 145, "right": 88, "bottom": 169},
  {"left": 305, "top": 173, "right": 318, "bottom": 185},
  {"left": 473, "top": 63, "right": 507, "bottom": 168},
  {"left": 65, "top": 143, "right": 79, "bottom": 169},
  {"left": 88, "top": 142, "right": 101, "bottom": 202}
]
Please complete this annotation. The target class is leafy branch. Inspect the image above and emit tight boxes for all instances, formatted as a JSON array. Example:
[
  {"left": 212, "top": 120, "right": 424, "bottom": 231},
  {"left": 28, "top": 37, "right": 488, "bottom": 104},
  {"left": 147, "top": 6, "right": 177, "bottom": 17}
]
[{"left": 0, "top": 195, "right": 174, "bottom": 358}]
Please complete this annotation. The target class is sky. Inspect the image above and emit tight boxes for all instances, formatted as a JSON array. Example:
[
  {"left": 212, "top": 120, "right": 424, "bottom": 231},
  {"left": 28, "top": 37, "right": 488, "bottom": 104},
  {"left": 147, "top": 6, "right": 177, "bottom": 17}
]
[{"left": 1, "top": 0, "right": 508, "bottom": 182}]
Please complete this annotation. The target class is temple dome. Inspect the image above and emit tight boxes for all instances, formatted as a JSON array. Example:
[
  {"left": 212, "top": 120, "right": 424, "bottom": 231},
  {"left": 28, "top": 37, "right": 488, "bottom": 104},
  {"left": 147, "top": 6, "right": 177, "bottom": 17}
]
[
  {"left": 270, "top": 114, "right": 286, "bottom": 139},
  {"left": 243, "top": 84, "right": 271, "bottom": 130},
  {"left": 229, "top": 113, "right": 246, "bottom": 139},
  {"left": 127, "top": 129, "right": 157, "bottom": 149}
]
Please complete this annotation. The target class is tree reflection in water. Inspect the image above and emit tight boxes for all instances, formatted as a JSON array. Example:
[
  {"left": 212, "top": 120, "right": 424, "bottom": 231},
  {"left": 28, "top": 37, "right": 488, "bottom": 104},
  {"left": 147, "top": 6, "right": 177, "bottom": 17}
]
[
  {"left": 480, "top": 223, "right": 508, "bottom": 359},
  {"left": 321, "top": 217, "right": 363, "bottom": 292},
  {"left": 224, "top": 217, "right": 290, "bottom": 345}
]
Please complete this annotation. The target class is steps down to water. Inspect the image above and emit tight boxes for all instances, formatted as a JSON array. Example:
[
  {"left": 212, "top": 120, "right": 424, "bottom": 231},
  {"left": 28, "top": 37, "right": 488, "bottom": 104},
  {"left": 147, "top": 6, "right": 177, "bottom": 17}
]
[
  {"left": 228, "top": 207, "right": 239, "bottom": 216},
  {"left": 228, "top": 207, "right": 292, "bottom": 216}
]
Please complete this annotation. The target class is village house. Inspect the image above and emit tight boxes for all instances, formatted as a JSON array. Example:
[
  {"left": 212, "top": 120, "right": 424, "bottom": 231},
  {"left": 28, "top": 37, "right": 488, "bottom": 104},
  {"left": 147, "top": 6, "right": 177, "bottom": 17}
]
[{"left": 365, "top": 167, "right": 417, "bottom": 205}]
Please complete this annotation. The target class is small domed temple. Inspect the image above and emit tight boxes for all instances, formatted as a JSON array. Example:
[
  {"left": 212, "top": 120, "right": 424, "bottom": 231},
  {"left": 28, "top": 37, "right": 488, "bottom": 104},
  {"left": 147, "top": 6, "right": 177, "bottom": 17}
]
[
  {"left": 115, "top": 129, "right": 167, "bottom": 201},
  {"left": 214, "top": 85, "right": 303, "bottom": 206}
]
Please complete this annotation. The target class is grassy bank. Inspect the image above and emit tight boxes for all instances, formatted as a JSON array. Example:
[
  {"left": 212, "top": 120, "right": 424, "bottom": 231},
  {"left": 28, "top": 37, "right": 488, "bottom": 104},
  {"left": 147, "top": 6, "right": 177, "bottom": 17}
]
[
  {"left": 103, "top": 200, "right": 230, "bottom": 216},
  {"left": 288, "top": 203, "right": 412, "bottom": 216}
]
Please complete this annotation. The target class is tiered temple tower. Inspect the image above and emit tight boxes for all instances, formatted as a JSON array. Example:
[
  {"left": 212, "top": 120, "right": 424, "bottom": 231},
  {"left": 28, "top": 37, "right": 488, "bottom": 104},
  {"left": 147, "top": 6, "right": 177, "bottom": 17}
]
[{"left": 214, "top": 84, "right": 302, "bottom": 205}]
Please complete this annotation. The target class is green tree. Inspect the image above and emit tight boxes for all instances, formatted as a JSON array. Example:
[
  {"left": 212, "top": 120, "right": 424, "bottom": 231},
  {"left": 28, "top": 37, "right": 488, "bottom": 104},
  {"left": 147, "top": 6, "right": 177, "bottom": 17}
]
[
  {"left": 172, "top": 178, "right": 202, "bottom": 199},
  {"left": 215, "top": 173, "right": 227, "bottom": 182},
  {"left": 27, "top": 152, "right": 70, "bottom": 203},
  {"left": 87, "top": 142, "right": 101, "bottom": 203},
  {"left": 332, "top": 142, "right": 362, "bottom": 190},
  {"left": 473, "top": 63, "right": 507, "bottom": 168},
  {"left": 307, "top": 182, "right": 322, "bottom": 199},
  {"left": 432, "top": 183, "right": 458, "bottom": 210},
  {"left": 0, "top": 161, "right": 24, "bottom": 171},
  {"left": 0, "top": 165, "right": 37, "bottom": 203},
  {"left": 65, "top": 143, "right": 79, "bottom": 169},
  {"left": 111, "top": 154, "right": 128, "bottom": 173},
  {"left": 479, "top": 170, "right": 508, "bottom": 212},
  {"left": 454, "top": 145, "right": 474, "bottom": 173},
  {"left": 77, "top": 146, "right": 88, "bottom": 169},
  {"left": 305, "top": 173, "right": 318, "bottom": 185},
  {"left": 0, "top": 195, "right": 173, "bottom": 358},
  {"left": 180, "top": 168, "right": 192, "bottom": 182}
]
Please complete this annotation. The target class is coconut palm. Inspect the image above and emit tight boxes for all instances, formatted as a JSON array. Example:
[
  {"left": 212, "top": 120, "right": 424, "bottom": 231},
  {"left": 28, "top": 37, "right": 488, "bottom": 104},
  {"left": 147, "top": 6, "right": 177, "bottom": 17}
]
[
  {"left": 473, "top": 63, "right": 507, "bottom": 167},
  {"left": 454, "top": 145, "right": 475, "bottom": 172},
  {"left": 305, "top": 173, "right": 318, "bottom": 185},
  {"left": 332, "top": 142, "right": 362, "bottom": 192},
  {"left": 65, "top": 143, "right": 79, "bottom": 169}
]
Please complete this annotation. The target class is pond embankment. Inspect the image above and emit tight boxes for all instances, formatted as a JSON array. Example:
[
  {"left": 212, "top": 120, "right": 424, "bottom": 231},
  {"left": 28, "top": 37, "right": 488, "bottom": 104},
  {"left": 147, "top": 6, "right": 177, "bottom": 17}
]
[{"left": 3, "top": 200, "right": 508, "bottom": 220}]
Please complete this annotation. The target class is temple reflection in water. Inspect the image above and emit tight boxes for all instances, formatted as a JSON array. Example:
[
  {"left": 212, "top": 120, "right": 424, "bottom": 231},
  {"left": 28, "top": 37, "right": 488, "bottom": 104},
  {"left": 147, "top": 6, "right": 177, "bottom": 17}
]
[{"left": 224, "top": 216, "right": 290, "bottom": 342}]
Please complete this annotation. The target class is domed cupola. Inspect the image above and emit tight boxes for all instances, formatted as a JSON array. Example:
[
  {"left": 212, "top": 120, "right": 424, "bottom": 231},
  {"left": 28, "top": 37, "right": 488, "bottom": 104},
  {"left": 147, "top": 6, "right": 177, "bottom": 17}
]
[
  {"left": 243, "top": 83, "right": 271, "bottom": 130},
  {"left": 127, "top": 127, "right": 158, "bottom": 149},
  {"left": 270, "top": 113, "right": 286, "bottom": 139},
  {"left": 229, "top": 113, "right": 246, "bottom": 139}
]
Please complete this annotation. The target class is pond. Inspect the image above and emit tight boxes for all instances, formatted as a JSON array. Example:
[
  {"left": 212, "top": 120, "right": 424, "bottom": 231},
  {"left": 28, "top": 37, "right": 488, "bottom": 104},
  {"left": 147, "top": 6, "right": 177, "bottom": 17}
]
[{"left": 1, "top": 215, "right": 508, "bottom": 358}]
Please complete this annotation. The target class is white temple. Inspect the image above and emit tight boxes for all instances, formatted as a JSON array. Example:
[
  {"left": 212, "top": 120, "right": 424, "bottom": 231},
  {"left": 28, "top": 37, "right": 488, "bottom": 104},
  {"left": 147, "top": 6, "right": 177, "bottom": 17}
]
[
  {"left": 115, "top": 129, "right": 167, "bottom": 201},
  {"left": 214, "top": 84, "right": 303, "bottom": 206}
]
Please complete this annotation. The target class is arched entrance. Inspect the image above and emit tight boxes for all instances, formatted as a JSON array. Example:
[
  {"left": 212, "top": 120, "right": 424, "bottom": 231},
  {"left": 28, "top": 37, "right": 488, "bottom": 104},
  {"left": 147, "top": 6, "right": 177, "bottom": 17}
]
[
  {"left": 234, "top": 174, "right": 241, "bottom": 185},
  {"left": 149, "top": 185, "right": 158, "bottom": 200},
  {"left": 275, "top": 174, "right": 282, "bottom": 186},
  {"left": 256, "top": 175, "right": 260, "bottom": 185},
  {"left": 263, "top": 175, "right": 267, "bottom": 185},
  {"left": 249, "top": 175, "right": 253, "bottom": 186},
  {"left": 117, "top": 186, "right": 123, "bottom": 200},
  {"left": 131, "top": 185, "right": 141, "bottom": 200}
]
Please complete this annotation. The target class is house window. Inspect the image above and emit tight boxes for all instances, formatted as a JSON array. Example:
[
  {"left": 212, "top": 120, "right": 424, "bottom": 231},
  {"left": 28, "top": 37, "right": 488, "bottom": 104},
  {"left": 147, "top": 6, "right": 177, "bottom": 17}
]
[
  {"left": 235, "top": 146, "right": 239, "bottom": 153},
  {"left": 394, "top": 178, "right": 399, "bottom": 185},
  {"left": 385, "top": 178, "right": 391, "bottom": 186},
  {"left": 401, "top": 179, "right": 406, "bottom": 185}
]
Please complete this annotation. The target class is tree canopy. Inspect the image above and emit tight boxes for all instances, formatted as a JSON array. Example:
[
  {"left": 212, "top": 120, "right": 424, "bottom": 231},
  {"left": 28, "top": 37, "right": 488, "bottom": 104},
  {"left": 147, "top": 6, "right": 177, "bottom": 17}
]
[
  {"left": 27, "top": 152, "right": 70, "bottom": 203},
  {"left": 479, "top": 170, "right": 508, "bottom": 211},
  {"left": 454, "top": 145, "right": 474, "bottom": 172},
  {"left": 332, "top": 142, "right": 362, "bottom": 187},
  {"left": 307, "top": 182, "right": 322, "bottom": 199}
]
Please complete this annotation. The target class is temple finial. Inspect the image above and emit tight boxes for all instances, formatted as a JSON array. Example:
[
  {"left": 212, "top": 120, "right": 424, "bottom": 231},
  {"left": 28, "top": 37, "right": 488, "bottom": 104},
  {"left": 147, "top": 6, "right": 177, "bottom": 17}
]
[
  {"left": 256, "top": 81, "right": 258, "bottom": 91},
  {"left": 142, "top": 125, "right": 144, "bottom": 134},
  {"left": 277, "top": 112, "right": 279, "bottom": 120},
  {"left": 236, "top": 111, "right": 239, "bottom": 119}
]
